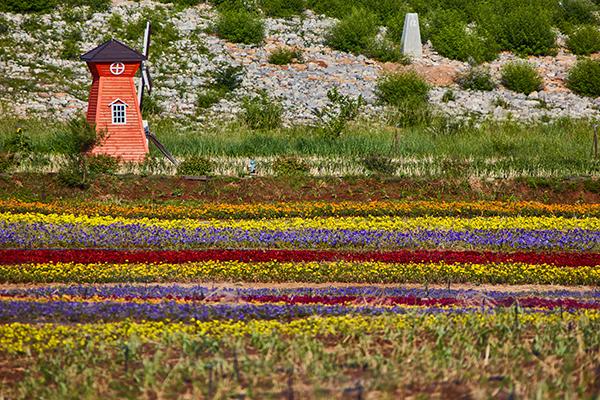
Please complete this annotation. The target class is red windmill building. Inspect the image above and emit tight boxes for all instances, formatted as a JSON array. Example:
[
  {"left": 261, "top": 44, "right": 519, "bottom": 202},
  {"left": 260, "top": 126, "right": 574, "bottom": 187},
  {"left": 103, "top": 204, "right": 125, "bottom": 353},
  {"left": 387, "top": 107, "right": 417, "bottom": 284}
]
[{"left": 80, "top": 29, "right": 152, "bottom": 162}]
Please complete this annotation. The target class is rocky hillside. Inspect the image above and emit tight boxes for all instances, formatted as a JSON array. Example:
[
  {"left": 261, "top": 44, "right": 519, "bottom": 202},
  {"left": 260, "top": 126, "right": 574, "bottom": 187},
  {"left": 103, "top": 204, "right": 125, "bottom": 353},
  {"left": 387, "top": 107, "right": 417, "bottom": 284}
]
[{"left": 0, "top": 0, "right": 599, "bottom": 124}]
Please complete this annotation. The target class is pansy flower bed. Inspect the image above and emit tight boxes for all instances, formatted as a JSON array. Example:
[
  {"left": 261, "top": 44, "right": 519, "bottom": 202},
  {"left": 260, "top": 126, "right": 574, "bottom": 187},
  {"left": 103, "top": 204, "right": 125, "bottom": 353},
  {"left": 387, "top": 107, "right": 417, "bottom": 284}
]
[{"left": 1, "top": 200, "right": 600, "bottom": 398}]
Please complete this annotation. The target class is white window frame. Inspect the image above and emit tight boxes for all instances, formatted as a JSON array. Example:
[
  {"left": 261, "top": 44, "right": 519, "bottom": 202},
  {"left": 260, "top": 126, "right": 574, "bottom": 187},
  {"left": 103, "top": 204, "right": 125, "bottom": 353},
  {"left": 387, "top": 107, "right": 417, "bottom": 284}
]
[{"left": 109, "top": 99, "right": 128, "bottom": 125}]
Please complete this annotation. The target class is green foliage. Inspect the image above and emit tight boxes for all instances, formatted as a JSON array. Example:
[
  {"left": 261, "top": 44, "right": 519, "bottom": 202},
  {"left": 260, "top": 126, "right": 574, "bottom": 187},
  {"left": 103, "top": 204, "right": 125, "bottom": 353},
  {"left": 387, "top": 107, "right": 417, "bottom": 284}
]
[
  {"left": 561, "top": 0, "right": 598, "bottom": 24},
  {"left": 196, "top": 89, "right": 225, "bottom": 110},
  {"left": 326, "top": 7, "right": 378, "bottom": 54},
  {"left": 268, "top": 47, "right": 303, "bottom": 65},
  {"left": 0, "top": 0, "right": 110, "bottom": 13},
  {"left": 456, "top": 67, "right": 496, "bottom": 91},
  {"left": 87, "top": 154, "right": 119, "bottom": 175},
  {"left": 566, "top": 58, "right": 600, "bottom": 97},
  {"left": 0, "top": 0, "right": 56, "bottom": 13},
  {"left": 215, "top": 8, "right": 265, "bottom": 45},
  {"left": 212, "top": 65, "right": 244, "bottom": 92},
  {"left": 567, "top": 25, "right": 600, "bottom": 55},
  {"left": 361, "top": 154, "right": 396, "bottom": 175},
  {"left": 60, "top": 30, "right": 82, "bottom": 61},
  {"left": 0, "top": 153, "right": 12, "bottom": 173},
  {"left": 56, "top": 116, "right": 106, "bottom": 189},
  {"left": 501, "top": 61, "right": 543, "bottom": 94},
  {"left": 141, "top": 94, "right": 164, "bottom": 118},
  {"left": 375, "top": 71, "right": 430, "bottom": 107},
  {"left": 272, "top": 156, "right": 310, "bottom": 176},
  {"left": 177, "top": 156, "right": 214, "bottom": 176},
  {"left": 312, "top": 87, "right": 364, "bottom": 138},
  {"left": 441, "top": 89, "right": 456, "bottom": 102},
  {"left": 241, "top": 92, "right": 283, "bottom": 130},
  {"left": 430, "top": 23, "right": 498, "bottom": 64},
  {"left": 259, "top": 0, "right": 305, "bottom": 17},
  {"left": 493, "top": 6, "right": 556, "bottom": 56},
  {"left": 363, "top": 38, "right": 411, "bottom": 63}
]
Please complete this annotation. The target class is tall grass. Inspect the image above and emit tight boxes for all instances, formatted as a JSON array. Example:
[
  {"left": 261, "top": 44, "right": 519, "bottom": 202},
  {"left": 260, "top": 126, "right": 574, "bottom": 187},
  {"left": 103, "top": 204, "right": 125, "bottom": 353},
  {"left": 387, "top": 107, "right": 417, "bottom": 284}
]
[{"left": 0, "top": 117, "right": 598, "bottom": 177}]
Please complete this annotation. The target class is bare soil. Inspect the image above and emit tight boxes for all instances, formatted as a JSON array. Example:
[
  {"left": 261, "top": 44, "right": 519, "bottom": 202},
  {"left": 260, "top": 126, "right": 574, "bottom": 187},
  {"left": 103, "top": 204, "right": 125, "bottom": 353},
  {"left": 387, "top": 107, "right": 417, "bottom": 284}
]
[{"left": 2, "top": 173, "right": 599, "bottom": 204}]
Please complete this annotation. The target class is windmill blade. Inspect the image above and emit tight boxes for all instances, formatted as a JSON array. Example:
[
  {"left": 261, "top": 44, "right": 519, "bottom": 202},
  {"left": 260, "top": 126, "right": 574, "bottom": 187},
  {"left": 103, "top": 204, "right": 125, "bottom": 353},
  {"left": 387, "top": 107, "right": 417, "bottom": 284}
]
[
  {"left": 142, "top": 21, "right": 151, "bottom": 57},
  {"left": 138, "top": 21, "right": 152, "bottom": 109},
  {"left": 142, "top": 67, "right": 152, "bottom": 94}
]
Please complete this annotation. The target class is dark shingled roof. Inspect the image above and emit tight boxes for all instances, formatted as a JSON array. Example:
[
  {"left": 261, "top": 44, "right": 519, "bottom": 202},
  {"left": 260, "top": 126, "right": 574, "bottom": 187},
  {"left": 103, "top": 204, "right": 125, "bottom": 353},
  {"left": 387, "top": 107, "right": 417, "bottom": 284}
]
[{"left": 80, "top": 39, "right": 146, "bottom": 62}]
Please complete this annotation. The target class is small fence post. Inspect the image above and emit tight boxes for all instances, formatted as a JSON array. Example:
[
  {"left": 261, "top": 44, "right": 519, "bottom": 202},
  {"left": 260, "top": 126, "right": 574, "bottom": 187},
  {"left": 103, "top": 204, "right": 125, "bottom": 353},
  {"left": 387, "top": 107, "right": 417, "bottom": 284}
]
[{"left": 594, "top": 124, "right": 598, "bottom": 159}]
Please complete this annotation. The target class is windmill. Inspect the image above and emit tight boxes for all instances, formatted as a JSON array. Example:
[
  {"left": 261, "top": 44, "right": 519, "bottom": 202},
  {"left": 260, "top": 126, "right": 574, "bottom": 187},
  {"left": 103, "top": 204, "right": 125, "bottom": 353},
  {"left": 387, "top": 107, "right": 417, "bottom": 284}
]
[{"left": 137, "top": 21, "right": 179, "bottom": 166}]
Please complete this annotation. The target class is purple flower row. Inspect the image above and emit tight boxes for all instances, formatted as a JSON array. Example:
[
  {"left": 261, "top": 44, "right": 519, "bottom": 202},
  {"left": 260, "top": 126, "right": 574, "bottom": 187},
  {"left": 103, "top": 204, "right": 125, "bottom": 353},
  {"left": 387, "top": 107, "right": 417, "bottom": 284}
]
[
  {"left": 0, "top": 300, "right": 559, "bottom": 323},
  {"left": 1, "top": 222, "right": 599, "bottom": 250},
  {"left": 3, "top": 284, "right": 599, "bottom": 301}
]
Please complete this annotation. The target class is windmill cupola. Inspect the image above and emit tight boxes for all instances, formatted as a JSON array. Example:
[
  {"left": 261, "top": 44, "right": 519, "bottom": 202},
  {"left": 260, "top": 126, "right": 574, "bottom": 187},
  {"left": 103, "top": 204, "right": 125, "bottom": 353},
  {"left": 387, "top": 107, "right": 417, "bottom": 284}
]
[{"left": 80, "top": 39, "right": 149, "bottom": 162}]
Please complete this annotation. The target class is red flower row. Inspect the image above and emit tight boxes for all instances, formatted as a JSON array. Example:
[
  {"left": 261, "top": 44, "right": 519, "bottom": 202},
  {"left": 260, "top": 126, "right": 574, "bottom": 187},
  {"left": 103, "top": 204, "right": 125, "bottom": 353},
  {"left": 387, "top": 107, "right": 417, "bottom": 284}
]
[{"left": 1, "top": 248, "right": 599, "bottom": 267}]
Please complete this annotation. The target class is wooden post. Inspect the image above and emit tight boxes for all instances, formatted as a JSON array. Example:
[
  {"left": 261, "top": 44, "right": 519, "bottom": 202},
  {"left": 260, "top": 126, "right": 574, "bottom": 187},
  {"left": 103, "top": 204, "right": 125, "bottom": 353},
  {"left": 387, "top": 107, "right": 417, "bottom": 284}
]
[{"left": 594, "top": 124, "right": 598, "bottom": 159}]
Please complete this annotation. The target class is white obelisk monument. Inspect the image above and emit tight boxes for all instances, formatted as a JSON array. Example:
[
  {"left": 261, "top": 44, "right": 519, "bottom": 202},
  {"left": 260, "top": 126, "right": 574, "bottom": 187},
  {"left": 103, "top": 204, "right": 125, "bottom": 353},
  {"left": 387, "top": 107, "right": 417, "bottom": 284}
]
[{"left": 401, "top": 13, "right": 422, "bottom": 59}]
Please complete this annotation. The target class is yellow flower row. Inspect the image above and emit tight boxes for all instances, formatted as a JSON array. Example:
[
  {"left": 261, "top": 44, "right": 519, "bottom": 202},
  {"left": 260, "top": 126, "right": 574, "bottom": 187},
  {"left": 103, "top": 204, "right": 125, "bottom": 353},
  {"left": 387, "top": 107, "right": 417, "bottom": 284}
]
[
  {"left": 1, "top": 199, "right": 598, "bottom": 219},
  {"left": 1, "top": 261, "right": 598, "bottom": 285},
  {"left": 1, "top": 312, "right": 598, "bottom": 354},
  {"left": 2, "top": 212, "right": 599, "bottom": 231}
]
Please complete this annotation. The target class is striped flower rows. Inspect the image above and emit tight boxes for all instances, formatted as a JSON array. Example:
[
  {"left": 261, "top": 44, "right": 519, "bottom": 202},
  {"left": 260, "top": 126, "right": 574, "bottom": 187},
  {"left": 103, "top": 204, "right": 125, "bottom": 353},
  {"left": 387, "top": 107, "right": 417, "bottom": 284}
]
[
  {"left": 1, "top": 199, "right": 599, "bottom": 356},
  {"left": 2, "top": 311, "right": 600, "bottom": 354},
  {"left": 1, "top": 199, "right": 598, "bottom": 220},
  {"left": 1, "top": 261, "right": 599, "bottom": 284}
]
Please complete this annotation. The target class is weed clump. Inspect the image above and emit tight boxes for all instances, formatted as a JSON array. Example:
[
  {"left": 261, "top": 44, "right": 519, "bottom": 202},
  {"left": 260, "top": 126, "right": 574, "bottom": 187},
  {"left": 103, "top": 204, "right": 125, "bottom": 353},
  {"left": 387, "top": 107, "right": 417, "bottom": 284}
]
[
  {"left": 215, "top": 8, "right": 265, "bottom": 45},
  {"left": 376, "top": 71, "right": 430, "bottom": 107},
  {"left": 241, "top": 92, "right": 283, "bottom": 130},
  {"left": 494, "top": 6, "right": 556, "bottom": 56},
  {"left": 501, "top": 62, "right": 543, "bottom": 94},
  {"left": 567, "top": 25, "right": 600, "bottom": 55},
  {"left": 268, "top": 47, "right": 302, "bottom": 65},
  {"left": 259, "top": 0, "right": 305, "bottom": 18},
  {"left": 361, "top": 155, "right": 396, "bottom": 175},
  {"left": 326, "top": 7, "right": 378, "bottom": 54},
  {"left": 177, "top": 156, "right": 214, "bottom": 176},
  {"left": 566, "top": 58, "right": 600, "bottom": 97},
  {"left": 312, "top": 88, "right": 364, "bottom": 138},
  {"left": 272, "top": 156, "right": 310, "bottom": 176},
  {"left": 456, "top": 67, "right": 496, "bottom": 91}
]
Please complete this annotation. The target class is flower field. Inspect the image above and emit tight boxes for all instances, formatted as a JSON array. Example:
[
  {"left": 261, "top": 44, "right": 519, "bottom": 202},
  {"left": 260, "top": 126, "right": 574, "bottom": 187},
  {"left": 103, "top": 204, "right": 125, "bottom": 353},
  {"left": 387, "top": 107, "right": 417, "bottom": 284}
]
[{"left": 1, "top": 200, "right": 600, "bottom": 398}]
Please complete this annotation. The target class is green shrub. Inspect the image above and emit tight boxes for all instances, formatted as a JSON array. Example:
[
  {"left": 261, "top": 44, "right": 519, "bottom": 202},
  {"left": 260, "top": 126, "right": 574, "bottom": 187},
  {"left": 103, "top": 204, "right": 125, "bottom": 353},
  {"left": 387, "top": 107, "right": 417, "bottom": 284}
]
[
  {"left": 363, "top": 38, "right": 410, "bottom": 63},
  {"left": 272, "top": 156, "right": 309, "bottom": 176},
  {"left": 567, "top": 25, "right": 600, "bottom": 55},
  {"left": 177, "top": 156, "right": 214, "bottom": 176},
  {"left": 268, "top": 47, "right": 303, "bottom": 65},
  {"left": 87, "top": 154, "right": 119, "bottom": 175},
  {"left": 0, "top": 153, "right": 12, "bottom": 173},
  {"left": 561, "top": 0, "right": 598, "bottom": 24},
  {"left": 0, "top": 0, "right": 56, "bottom": 13},
  {"left": 141, "top": 94, "right": 164, "bottom": 118},
  {"left": 375, "top": 71, "right": 430, "bottom": 107},
  {"left": 215, "top": 8, "right": 265, "bottom": 45},
  {"left": 259, "top": 0, "right": 305, "bottom": 18},
  {"left": 196, "top": 89, "right": 225, "bottom": 110},
  {"left": 326, "top": 8, "right": 378, "bottom": 54},
  {"left": 312, "top": 88, "right": 364, "bottom": 138},
  {"left": 566, "top": 58, "right": 600, "bottom": 97},
  {"left": 441, "top": 89, "right": 456, "bottom": 102},
  {"left": 456, "top": 67, "right": 496, "bottom": 91},
  {"left": 241, "top": 92, "right": 283, "bottom": 130},
  {"left": 361, "top": 155, "right": 396, "bottom": 175},
  {"left": 430, "top": 23, "right": 498, "bottom": 64},
  {"left": 494, "top": 7, "right": 556, "bottom": 56},
  {"left": 501, "top": 61, "right": 543, "bottom": 94},
  {"left": 213, "top": 65, "right": 244, "bottom": 91}
]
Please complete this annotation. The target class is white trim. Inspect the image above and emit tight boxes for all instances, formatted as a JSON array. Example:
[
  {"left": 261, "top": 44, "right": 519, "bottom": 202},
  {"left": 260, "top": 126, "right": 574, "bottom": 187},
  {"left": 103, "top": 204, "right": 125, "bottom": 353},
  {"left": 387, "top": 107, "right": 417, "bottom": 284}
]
[
  {"left": 109, "top": 98, "right": 129, "bottom": 107},
  {"left": 110, "top": 62, "right": 125, "bottom": 75},
  {"left": 111, "top": 103, "right": 127, "bottom": 125}
]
